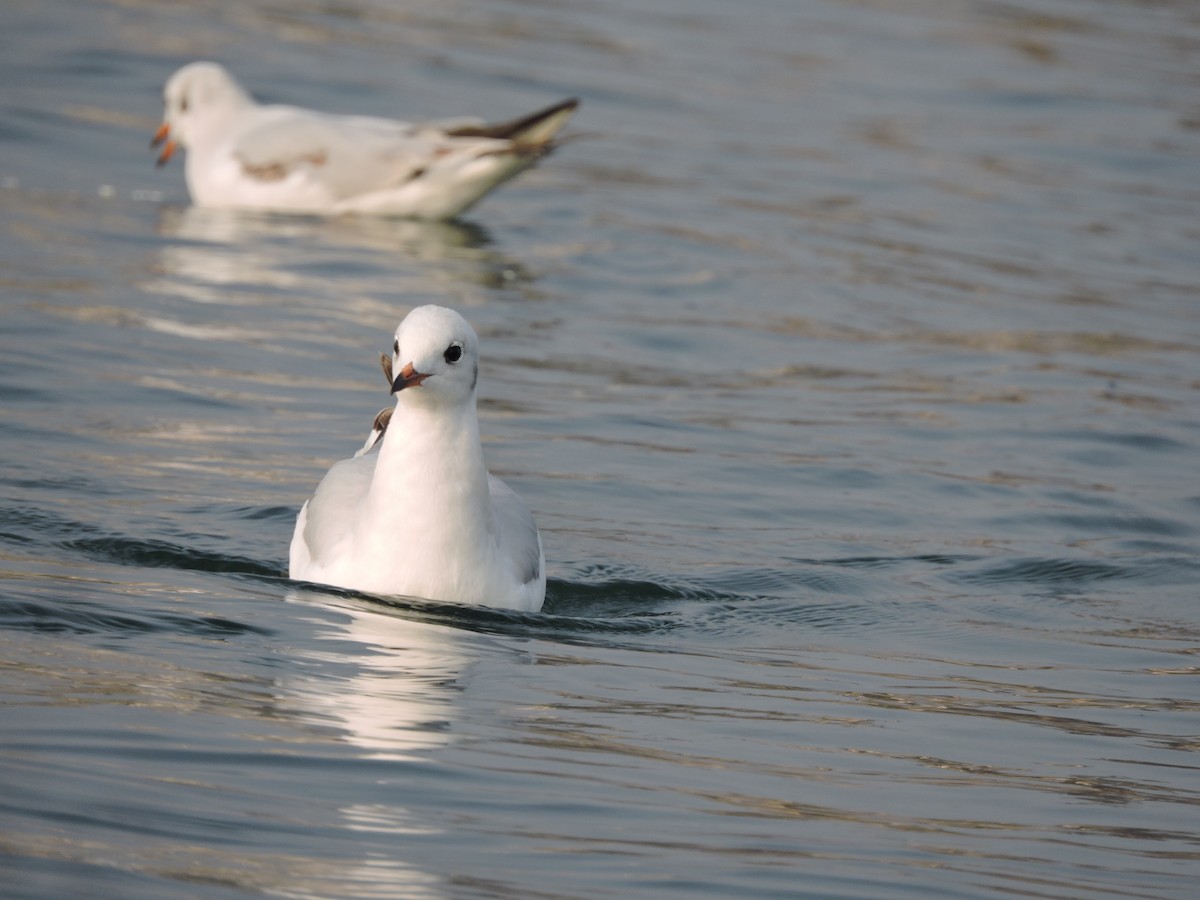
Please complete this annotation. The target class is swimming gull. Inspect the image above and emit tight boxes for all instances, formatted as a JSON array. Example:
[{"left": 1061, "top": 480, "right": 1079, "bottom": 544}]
[
  {"left": 289, "top": 305, "right": 545, "bottom": 612},
  {"left": 152, "top": 62, "right": 579, "bottom": 219}
]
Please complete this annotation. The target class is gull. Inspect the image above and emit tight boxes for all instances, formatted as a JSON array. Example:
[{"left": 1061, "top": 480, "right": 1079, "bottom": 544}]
[
  {"left": 289, "top": 305, "right": 546, "bottom": 612},
  {"left": 151, "top": 62, "right": 579, "bottom": 219}
]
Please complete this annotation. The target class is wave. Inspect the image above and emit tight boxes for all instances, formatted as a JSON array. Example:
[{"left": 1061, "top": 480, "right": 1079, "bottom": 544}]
[
  {"left": 3, "top": 502, "right": 1194, "bottom": 648},
  {"left": 947, "top": 555, "right": 1200, "bottom": 589},
  {"left": 0, "top": 592, "right": 272, "bottom": 638}
]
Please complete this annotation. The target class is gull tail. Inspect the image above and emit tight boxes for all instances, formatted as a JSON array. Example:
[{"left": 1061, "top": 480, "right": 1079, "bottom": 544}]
[{"left": 447, "top": 98, "right": 580, "bottom": 150}]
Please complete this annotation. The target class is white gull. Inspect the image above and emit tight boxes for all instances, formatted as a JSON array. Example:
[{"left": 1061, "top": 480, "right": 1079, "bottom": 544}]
[
  {"left": 289, "top": 305, "right": 545, "bottom": 612},
  {"left": 152, "top": 62, "right": 578, "bottom": 220}
]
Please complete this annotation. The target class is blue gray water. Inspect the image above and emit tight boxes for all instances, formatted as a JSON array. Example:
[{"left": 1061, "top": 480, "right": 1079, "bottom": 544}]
[{"left": 3, "top": 0, "right": 1199, "bottom": 897}]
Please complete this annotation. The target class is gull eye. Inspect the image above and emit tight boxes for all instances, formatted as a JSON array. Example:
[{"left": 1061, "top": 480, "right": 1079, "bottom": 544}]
[
  {"left": 180, "top": 95, "right": 189, "bottom": 113},
  {"left": 443, "top": 342, "right": 463, "bottom": 364},
  {"left": 393, "top": 339, "right": 399, "bottom": 355}
]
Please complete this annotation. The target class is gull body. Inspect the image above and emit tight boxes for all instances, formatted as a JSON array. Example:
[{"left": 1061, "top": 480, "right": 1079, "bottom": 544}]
[
  {"left": 153, "top": 62, "right": 578, "bottom": 219},
  {"left": 289, "top": 305, "right": 545, "bottom": 612}
]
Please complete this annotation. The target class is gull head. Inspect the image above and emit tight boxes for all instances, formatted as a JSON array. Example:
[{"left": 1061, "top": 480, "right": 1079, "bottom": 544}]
[
  {"left": 389, "top": 306, "right": 481, "bottom": 407},
  {"left": 152, "top": 62, "right": 252, "bottom": 166}
]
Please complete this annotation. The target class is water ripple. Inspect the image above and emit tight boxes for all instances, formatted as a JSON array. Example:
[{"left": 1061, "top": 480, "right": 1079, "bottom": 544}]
[
  {"left": 949, "top": 555, "right": 1200, "bottom": 589},
  {"left": 2, "top": 504, "right": 282, "bottom": 579},
  {"left": 62, "top": 535, "right": 281, "bottom": 578},
  {"left": 0, "top": 594, "right": 270, "bottom": 638}
]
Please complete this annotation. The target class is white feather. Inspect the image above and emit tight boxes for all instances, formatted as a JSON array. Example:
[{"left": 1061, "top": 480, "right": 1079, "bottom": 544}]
[
  {"left": 289, "top": 306, "right": 546, "bottom": 612},
  {"left": 155, "top": 62, "right": 579, "bottom": 219}
]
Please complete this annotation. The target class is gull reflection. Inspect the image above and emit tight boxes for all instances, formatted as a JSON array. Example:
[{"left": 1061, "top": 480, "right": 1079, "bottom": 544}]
[
  {"left": 275, "top": 589, "right": 482, "bottom": 899},
  {"left": 285, "top": 587, "right": 472, "bottom": 760},
  {"left": 148, "top": 205, "right": 530, "bottom": 308}
]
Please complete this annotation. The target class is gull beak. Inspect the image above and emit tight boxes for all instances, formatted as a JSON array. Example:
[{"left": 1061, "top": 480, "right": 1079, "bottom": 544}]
[
  {"left": 391, "top": 361, "right": 429, "bottom": 394},
  {"left": 151, "top": 123, "right": 177, "bottom": 167}
]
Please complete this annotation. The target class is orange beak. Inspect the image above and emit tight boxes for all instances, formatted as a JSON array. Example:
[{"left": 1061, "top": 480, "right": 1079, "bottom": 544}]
[
  {"left": 391, "top": 361, "right": 430, "bottom": 393},
  {"left": 151, "top": 122, "right": 177, "bottom": 167}
]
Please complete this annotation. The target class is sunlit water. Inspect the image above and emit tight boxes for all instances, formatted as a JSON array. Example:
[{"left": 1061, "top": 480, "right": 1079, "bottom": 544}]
[{"left": 2, "top": 0, "right": 1199, "bottom": 897}]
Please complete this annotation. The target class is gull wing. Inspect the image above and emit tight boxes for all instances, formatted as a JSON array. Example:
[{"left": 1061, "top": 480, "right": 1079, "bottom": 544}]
[
  {"left": 290, "top": 452, "right": 378, "bottom": 575},
  {"left": 229, "top": 106, "right": 441, "bottom": 198},
  {"left": 488, "top": 474, "right": 544, "bottom": 589}
]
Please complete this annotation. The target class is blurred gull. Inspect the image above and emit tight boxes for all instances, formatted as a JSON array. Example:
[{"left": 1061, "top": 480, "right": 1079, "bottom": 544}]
[
  {"left": 290, "top": 305, "right": 545, "bottom": 612},
  {"left": 152, "top": 62, "right": 578, "bottom": 219}
]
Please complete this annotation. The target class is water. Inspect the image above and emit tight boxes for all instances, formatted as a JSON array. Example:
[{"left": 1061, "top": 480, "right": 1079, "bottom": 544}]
[{"left": 2, "top": 0, "right": 1199, "bottom": 896}]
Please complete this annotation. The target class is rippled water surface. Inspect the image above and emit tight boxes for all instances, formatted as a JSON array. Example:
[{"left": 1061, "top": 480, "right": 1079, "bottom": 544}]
[{"left": 3, "top": 0, "right": 1199, "bottom": 897}]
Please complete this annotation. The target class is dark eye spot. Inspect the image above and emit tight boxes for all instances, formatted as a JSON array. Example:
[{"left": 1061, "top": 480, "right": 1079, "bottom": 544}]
[
  {"left": 393, "top": 339, "right": 399, "bottom": 355},
  {"left": 180, "top": 96, "right": 189, "bottom": 113},
  {"left": 444, "top": 343, "right": 463, "bottom": 364}
]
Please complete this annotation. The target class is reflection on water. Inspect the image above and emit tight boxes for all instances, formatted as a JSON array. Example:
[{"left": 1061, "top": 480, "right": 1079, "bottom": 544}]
[
  {"left": 284, "top": 589, "right": 472, "bottom": 761},
  {"left": 148, "top": 206, "right": 531, "bottom": 309},
  {"left": 279, "top": 590, "right": 485, "bottom": 899}
]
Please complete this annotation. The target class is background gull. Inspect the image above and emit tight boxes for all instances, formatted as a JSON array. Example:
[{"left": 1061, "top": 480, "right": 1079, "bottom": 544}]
[{"left": 152, "top": 62, "right": 578, "bottom": 219}]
